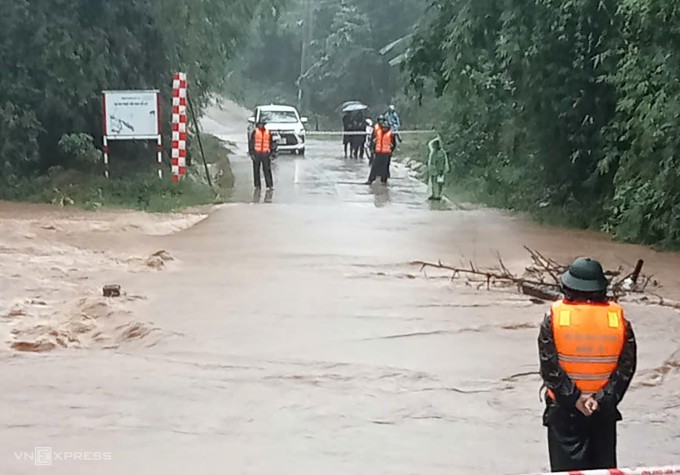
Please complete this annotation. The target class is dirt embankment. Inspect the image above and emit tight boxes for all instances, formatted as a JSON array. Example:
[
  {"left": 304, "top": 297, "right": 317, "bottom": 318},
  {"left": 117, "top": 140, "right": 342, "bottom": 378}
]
[{"left": 0, "top": 202, "right": 209, "bottom": 355}]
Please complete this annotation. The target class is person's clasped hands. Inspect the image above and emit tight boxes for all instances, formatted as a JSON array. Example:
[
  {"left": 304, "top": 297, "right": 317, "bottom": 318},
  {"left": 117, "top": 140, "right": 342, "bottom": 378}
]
[{"left": 575, "top": 394, "right": 599, "bottom": 416}]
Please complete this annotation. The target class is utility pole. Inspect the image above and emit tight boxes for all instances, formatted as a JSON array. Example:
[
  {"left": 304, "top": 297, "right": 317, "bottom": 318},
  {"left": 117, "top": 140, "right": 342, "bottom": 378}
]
[
  {"left": 298, "top": 0, "right": 311, "bottom": 111},
  {"left": 308, "top": 0, "right": 314, "bottom": 58}
]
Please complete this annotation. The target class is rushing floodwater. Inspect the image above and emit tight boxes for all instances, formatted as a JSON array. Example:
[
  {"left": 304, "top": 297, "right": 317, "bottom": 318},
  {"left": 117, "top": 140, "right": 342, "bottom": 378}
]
[{"left": 0, "top": 101, "right": 678, "bottom": 474}]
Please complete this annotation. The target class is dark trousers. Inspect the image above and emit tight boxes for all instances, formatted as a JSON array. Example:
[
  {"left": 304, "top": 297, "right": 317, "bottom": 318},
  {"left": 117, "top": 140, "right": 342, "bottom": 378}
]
[
  {"left": 343, "top": 133, "right": 350, "bottom": 157},
  {"left": 368, "top": 153, "right": 390, "bottom": 184},
  {"left": 547, "top": 416, "right": 617, "bottom": 471},
  {"left": 252, "top": 153, "right": 273, "bottom": 188},
  {"left": 349, "top": 134, "right": 363, "bottom": 158}
]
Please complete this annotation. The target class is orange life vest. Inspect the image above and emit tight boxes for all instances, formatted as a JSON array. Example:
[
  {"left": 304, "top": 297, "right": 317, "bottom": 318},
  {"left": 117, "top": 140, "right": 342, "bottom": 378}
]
[
  {"left": 547, "top": 300, "right": 626, "bottom": 400},
  {"left": 373, "top": 127, "right": 382, "bottom": 149},
  {"left": 254, "top": 127, "right": 271, "bottom": 154},
  {"left": 375, "top": 127, "right": 393, "bottom": 154}
]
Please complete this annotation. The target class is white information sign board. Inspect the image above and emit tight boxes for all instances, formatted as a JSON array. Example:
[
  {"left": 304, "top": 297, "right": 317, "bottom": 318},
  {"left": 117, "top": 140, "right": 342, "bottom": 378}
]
[
  {"left": 101, "top": 89, "right": 163, "bottom": 179},
  {"left": 103, "top": 90, "right": 160, "bottom": 140}
]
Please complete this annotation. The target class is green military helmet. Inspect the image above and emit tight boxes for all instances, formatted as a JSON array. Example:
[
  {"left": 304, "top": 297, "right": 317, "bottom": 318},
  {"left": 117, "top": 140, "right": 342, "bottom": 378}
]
[{"left": 561, "top": 257, "right": 609, "bottom": 293}]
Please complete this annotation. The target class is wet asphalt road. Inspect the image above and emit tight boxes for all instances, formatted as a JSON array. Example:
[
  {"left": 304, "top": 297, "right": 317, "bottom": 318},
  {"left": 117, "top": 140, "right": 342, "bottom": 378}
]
[{"left": 223, "top": 138, "right": 445, "bottom": 211}]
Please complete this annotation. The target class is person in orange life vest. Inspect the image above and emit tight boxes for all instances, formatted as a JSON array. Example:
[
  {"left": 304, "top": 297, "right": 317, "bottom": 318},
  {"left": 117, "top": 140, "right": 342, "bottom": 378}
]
[
  {"left": 248, "top": 119, "right": 274, "bottom": 190},
  {"left": 375, "top": 115, "right": 395, "bottom": 179},
  {"left": 538, "top": 257, "right": 637, "bottom": 472},
  {"left": 369, "top": 117, "right": 382, "bottom": 166},
  {"left": 366, "top": 116, "right": 396, "bottom": 185}
]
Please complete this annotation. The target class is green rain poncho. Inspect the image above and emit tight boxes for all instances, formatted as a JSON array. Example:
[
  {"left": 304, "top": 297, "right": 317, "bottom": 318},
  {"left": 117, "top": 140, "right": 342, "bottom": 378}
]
[{"left": 427, "top": 137, "right": 450, "bottom": 198}]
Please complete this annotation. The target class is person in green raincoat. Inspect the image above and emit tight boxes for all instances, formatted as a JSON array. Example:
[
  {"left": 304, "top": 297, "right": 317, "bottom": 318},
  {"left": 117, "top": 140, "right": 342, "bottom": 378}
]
[{"left": 427, "top": 137, "right": 450, "bottom": 200}]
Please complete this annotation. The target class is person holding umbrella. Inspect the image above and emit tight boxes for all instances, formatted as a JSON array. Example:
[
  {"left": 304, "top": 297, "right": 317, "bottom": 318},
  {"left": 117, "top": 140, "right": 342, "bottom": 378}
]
[
  {"left": 350, "top": 111, "right": 366, "bottom": 159},
  {"left": 342, "top": 112, "right": 352, "bottom": 158},
  {"left": 341, "top": 102, "right": 368, "bottom": 158}
]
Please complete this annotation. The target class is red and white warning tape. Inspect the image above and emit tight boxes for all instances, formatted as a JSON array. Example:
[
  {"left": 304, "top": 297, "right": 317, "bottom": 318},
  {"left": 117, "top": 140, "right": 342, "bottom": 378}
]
[
  {"left": 520, "top": 465, "right": 680, "bottom": 475},
  {"left": 171, "top": 72, "right": 188, "bottom": 183}
]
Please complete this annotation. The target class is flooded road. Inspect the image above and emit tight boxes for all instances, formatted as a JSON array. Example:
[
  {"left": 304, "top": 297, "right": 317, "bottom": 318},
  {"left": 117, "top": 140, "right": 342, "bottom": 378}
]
[{"left": 1, "top": 101, "right": 679, "bottom": 474}]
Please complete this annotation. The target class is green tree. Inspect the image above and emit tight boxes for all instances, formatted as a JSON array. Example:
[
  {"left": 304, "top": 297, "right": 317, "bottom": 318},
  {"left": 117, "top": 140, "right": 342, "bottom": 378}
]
[
  {"left": 405, "top": 0, "right": 680, "bottom": 246},
  {"left": 224, "top": 0, "right": 425, "bottom": 118},
  {"left": 0, "top": 0, "right": 274, "bottom": 177},
  {"left": 304, "top": 2, "right": 385, "bottom": 116},
  {"left": 600, "top": 0, "right": 680, "bottom": 245}
]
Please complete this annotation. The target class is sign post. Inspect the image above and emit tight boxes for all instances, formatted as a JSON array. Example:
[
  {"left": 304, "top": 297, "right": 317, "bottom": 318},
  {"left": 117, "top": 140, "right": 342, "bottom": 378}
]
[{"left": 102, "top": 90, "right": 162, "bottom": 178}]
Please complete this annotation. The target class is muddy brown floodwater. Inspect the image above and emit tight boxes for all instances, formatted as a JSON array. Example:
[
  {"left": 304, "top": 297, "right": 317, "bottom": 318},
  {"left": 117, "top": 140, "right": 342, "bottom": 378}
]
[{"left": 1, "top": 100, "right": 679, "bottom": 474}]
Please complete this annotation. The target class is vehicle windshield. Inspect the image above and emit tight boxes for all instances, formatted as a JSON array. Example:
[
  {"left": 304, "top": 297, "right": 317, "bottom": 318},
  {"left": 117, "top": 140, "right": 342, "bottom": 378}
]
[{"left": 259, "top": 110, "right": 298, "bottom": 123}]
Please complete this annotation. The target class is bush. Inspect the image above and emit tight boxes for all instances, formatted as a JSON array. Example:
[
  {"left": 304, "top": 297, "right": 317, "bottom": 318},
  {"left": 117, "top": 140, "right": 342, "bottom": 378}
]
[
  {"left": 0, "top": 170, "right": 222, "bottom": 213},
  {"left": 58, "top": 133, "right": 101, "bottom": 170},
  {"left": 77, "top": 176, "right": 221, "bottom": 212}
]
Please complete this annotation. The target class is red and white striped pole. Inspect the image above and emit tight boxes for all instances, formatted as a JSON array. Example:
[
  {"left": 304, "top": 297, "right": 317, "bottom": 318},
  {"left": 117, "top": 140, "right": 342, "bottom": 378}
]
[
  {"left": 171, "top": 73, "right": 188, "bottom": 183},
  {"left": 519, "top": 465, "right": 680, "bottom": 475},
  {"left": 102, "top": 92, "right": 109, "bottom": 178},
  {"left": 156, "top": 91, "right": 163, "bottom": 179}
]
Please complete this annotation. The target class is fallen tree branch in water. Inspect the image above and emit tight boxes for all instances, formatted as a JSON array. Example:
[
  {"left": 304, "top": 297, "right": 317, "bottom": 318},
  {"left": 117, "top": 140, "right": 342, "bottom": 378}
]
[
  {"left": 412, "top": 249, "right": 678, "bottom": 310},
  {"left": 630, "top": 294, "right": 680, "bottom": 310},
  {"left": 523, "top": 246, "right": 563, "bottom": 285},
  {"left": 520, "top": 283, "right": 562, "bottom": 301},
  {"left": 411, "top": 259, "right": 561, "bottom": 291}
]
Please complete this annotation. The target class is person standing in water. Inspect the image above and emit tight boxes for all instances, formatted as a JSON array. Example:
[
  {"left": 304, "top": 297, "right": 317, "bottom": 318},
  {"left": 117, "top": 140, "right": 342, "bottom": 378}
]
[
  {"left": 427, "top": 137, "right": 450, "bottom": 200},
  {"left": 538, "top": 257, "right": 637, "bottom": 471},
  {"left": 366, "top": 116, "right": 396, "bottom": 185},
  {"left": 248, "top": 119, "right": 275, "bottom": 190},
  {"left": 385, "top": 104, "right": 401, "bottom": 144}
]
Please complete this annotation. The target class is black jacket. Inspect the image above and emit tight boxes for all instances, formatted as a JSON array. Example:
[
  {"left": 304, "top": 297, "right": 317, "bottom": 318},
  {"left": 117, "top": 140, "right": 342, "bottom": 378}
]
[
  {"left": 342, "top": 113, "right": 352, "bottom": 131},
  {"left": 538, "top": 305, "right": 637, "bottom": 425}
]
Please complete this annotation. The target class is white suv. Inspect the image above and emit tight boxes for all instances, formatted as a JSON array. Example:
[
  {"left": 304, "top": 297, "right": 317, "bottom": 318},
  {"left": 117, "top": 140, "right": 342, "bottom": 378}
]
[{"left": 248, "top": 104, "right": 308, "bottom": 155}]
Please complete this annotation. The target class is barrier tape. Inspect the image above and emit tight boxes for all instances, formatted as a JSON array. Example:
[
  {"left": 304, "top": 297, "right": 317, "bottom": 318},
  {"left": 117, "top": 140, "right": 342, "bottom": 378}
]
[
  {"left": 520, "top": 465, "right": 680, "bottom": 475},
  {"left": 304, "top": 130, "right": 436, "bottom": 136}
]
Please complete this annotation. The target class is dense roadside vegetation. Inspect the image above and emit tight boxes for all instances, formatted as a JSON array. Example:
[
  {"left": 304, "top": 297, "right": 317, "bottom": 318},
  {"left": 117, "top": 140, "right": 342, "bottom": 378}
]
[
  {"left": 0, "top": 0, "right": 271, "bottom": 210},
  {"left": 230, "top": 0, "right": 679, "bottom": 247},
  {"left": 224, "top": 0, "right": 424, "bottom": 123},
  {"left": 406, "top": 0, "right": 680, "bottom": 247}
]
